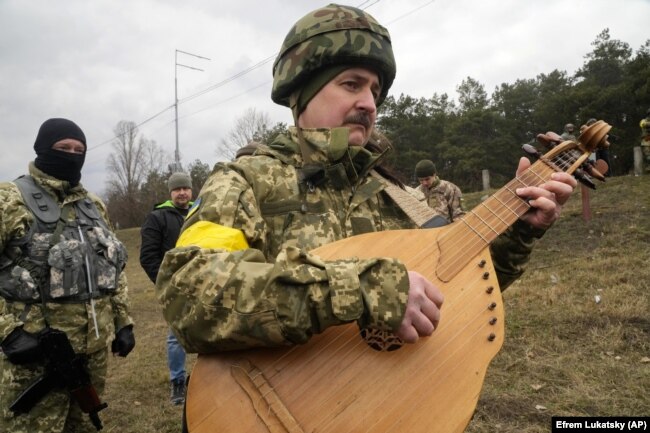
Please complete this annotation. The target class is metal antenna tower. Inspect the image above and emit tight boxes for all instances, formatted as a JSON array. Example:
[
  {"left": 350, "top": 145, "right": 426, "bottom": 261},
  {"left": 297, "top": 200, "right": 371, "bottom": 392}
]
[{"left": 173, "top": 49, "right": 210, "bottom": 172}]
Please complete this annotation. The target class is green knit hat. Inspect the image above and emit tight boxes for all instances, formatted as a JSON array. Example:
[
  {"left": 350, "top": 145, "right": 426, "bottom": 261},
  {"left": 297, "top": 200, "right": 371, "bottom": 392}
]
[
  {"left": 168, "top": 172, "right": 192, "bottom": 192},
  {"left": 415, "top": 160, "right": 436, "bottom": 178}
]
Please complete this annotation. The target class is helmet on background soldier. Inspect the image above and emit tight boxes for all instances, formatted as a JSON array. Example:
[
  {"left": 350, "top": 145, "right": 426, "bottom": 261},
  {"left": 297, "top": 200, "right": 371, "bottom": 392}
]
[
  {"left": 564, "top": 123, "right": 575, "bottom": 133},
  {"left": 271, "top": 3, "right": 396, "bottom": 114}
]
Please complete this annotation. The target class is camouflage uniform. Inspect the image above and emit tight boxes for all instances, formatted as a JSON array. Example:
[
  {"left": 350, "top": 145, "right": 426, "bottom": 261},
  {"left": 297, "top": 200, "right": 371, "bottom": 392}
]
[
  {"left": 156, "top": 128, "right": 544, "bottom": 353},
  {"left": 416, "top": 176, "right": 465, "bottom": 222},
  {"left": 640, "top": 114, "right": 650, "bottom": 171},
  {"left": 560, "top": 123, "right": 577, "bottom": 141},
  {"left": 157, "top": 3, "right": 543, "bottom": 354},
  {"left": 0, "top": 163, "right": 133, "bottom": 433}
]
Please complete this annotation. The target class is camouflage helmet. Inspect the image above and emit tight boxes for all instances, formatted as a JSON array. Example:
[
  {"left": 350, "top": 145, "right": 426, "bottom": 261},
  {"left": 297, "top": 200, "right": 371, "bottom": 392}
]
[{"left": 271, "top": 3, "right": 396, "bottom": 108}]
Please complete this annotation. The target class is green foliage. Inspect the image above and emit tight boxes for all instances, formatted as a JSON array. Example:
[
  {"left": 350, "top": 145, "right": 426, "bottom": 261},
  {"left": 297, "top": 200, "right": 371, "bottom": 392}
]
[
  {"left": 377, "top": 29, "right": 650, "bottom": 189},
  {"left": 187, "top": 159, "right": 212, "bottom": 194},
  {"left": 456, "top": 76, "right": 489, "bottom": 112},
  {"left": 259, "top": 121, "right": 288, "bottom": 145},
  {"left": 139, "top": 170, "right": 170, "bottom": 210}
]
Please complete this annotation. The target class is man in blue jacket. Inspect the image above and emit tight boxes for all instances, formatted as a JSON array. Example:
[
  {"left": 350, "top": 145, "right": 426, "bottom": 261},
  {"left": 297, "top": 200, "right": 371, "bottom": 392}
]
[{"left": 139, "top": 172, "right": 192, "bottom": 405}]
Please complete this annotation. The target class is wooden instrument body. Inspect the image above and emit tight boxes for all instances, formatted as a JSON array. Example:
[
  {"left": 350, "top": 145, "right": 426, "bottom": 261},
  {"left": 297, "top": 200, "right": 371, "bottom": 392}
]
[
  {"left": 185, "top": 121, "right": 613, "bottom": 432},
  {"left": 187, "top": 225, "right": 504, "bottom": 433}
]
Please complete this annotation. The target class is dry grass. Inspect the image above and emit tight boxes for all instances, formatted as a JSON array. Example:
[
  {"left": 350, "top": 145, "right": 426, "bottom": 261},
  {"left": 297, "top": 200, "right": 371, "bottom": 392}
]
[
  {"left": 100, "top": 228, "right": 197, "bottom": 433},
  {"left": 99, "top": 175, "right": 649, "bottom": 432},
  {"left": 465, "top": 175, "right": 650, "bottom": 432}
]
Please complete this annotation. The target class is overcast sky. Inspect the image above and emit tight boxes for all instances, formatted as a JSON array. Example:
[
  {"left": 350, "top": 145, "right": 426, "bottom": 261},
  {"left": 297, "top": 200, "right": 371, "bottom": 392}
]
[{"left": 1, "top": 0, "right": 648, "bottom": 195}]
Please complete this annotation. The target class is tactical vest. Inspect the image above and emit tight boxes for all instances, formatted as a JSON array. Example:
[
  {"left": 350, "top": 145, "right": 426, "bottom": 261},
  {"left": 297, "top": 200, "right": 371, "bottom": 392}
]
[{"left": 0, "top": 176, "right": 128, "bottom": 304}]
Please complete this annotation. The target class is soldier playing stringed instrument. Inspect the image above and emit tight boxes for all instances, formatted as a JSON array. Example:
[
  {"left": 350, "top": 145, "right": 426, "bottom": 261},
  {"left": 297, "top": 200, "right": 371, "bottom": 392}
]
[{"left": 155, "top": 4, "right": 578, "bottom": 432}]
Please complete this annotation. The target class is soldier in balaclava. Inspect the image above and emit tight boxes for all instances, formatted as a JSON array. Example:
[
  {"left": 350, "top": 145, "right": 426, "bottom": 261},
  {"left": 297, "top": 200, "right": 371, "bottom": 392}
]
[{"left": 0, "top": 118, "right": 135, "bottom": 432}]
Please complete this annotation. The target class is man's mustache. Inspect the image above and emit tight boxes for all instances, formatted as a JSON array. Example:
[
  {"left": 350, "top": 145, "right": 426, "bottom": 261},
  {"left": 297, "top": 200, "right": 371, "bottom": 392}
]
[{"left": 344, "top": 112, "right": 372, "bottom": 129}]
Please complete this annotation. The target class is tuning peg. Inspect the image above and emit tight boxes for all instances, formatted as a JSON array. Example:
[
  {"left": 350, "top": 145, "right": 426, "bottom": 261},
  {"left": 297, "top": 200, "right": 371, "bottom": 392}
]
[
  {"left": 522, "top": 143, "right": 541, "bottom": 158},
  {"left": 593, "top": 159, "right": 609, "bottom": 175},
  {"left": 536, "top": 132, "right": 564, "bottom": 149},
  {"left": 545, "top": 131, "right": 565, "bottom": 142},
  {"left": 574, "top": 169, "right": 596, "bottom": 189},
  {"left": 583, "top": 160, "right": 606, "bottom": 182},
  {"left": 536, "top": 134, "right": 556, "bottom": 149}
]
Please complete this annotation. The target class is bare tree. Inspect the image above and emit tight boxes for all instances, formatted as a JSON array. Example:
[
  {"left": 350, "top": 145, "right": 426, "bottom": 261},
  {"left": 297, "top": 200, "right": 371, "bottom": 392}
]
[
  {"left": 217, "top": 108, "right": 270, "bottom": 160},
  {"left": 105, "top": 120, "right": 167, "bottom": 227},
  {"left": 106, "top": 121, "right": 164, "bottom": 195},
  {"left": 141, "top": 137, "right": 167, "bottom": 179}
]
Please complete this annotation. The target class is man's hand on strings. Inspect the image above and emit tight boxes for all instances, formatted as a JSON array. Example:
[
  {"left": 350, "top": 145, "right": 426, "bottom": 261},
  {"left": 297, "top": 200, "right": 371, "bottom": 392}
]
[{"left": 515, "top": 157, "right": 577, "bottom": 230}]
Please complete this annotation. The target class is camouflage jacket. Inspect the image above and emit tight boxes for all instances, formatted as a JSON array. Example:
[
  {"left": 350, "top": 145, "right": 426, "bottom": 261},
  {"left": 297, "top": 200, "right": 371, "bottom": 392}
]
[
  {"left": 0, "top": 163, "right": 133, "bottom": 354},
  {"left": 156, "top": 128, "right": 542, "bottom": 353},
  {"left": 641, "top": 117, "right": 650, "bottom": 140},
  {"left": 416, "top": 177, "right": 465, "bottom": 222}
]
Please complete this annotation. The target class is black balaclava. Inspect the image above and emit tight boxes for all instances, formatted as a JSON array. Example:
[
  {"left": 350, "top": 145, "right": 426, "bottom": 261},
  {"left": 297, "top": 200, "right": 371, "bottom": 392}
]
[{"left": 33, "top": 118, "right": 87, "bottom": 186}]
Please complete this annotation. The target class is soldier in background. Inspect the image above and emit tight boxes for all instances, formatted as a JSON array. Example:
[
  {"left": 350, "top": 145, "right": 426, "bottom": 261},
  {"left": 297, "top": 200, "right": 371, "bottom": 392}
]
[
  {"left": 414, "top": 159, "right": 465, "bottom": 223},
  {"left": 0, "top": 118, "right": 134, "bottom": 432},
  {"left": 561, "top": 123, "right": 577, "bottom": 141},
  {"left": 139, "top": 172, "right": 193, "bottom": 405},
  {"left": 640, "top": 109, "right": 650, "bottom": 172}
]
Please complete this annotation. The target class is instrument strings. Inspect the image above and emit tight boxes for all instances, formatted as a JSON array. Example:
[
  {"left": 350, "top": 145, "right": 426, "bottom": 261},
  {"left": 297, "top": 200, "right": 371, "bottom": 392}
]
[
  {"left": 247, "top": 146, "right": 577, "bottom": 375},
  {"left": 434, "top": 148, "right": 578, "bottom": 281},
  {"left": 223, "top": 147, "right": 581, "bottom": 432}
]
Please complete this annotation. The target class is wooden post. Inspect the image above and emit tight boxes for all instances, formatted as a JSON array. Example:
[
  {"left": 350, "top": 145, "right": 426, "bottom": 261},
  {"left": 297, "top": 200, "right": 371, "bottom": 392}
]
[
  {"left": 633, "top": 146, "right": 643, "bottom": 175},
  {"left": 581, "top": 184, "right": 591, "bottom": 222},
  {"left": 482, "top": 169, "right": 490, "bottom": 191}
]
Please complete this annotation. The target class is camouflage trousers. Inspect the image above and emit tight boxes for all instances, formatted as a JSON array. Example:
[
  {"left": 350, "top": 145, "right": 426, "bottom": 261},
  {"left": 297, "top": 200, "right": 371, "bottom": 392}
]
[{"left": 0, "top": 347, "right": 107, "bottom": 433}]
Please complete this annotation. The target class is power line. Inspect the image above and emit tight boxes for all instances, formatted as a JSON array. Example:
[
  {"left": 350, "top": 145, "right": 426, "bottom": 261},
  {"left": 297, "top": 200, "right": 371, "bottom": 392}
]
[
  {"left": 87, "top": 104, "right": 174, "bottom": 151},
  {"left": 172, "top": 0, "right": 381, "bottom": 106},
  {"left": 89, "top": 0, "right": 436, "bottom": 153},
  {"left": 87, "top": 56, "right": 274, "bottom": 153},
  {"left": 385, "top": 0, "right": 436, "bottom": 25},
  {"left": 178, "top": 55, "right": 276, "bottom": 105},
  {"left": 178, "top": 81, "right": 271, "bottom": 121},
  {"left": 357, "top": 0, "right": 381, "bottom": 9}
]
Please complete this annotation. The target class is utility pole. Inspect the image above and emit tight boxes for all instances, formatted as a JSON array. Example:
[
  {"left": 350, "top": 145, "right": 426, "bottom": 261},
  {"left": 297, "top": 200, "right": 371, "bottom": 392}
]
[{"left": 173, "top": 49, "right": 210, "bottom": 172}]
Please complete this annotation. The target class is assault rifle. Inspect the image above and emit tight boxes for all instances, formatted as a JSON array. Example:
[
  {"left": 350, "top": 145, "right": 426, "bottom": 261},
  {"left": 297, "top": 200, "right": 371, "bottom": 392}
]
[{"left": 10, "top": 327, "right": 108, "bottom": 430}]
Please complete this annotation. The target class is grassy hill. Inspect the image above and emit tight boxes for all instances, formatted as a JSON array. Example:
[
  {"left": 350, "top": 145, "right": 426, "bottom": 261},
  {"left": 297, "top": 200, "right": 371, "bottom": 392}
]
[{"left": 101, "top": 174, "right": 649, "bottom": 433}]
